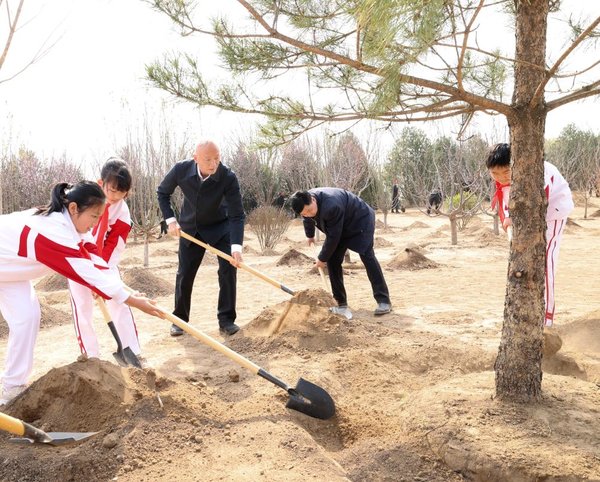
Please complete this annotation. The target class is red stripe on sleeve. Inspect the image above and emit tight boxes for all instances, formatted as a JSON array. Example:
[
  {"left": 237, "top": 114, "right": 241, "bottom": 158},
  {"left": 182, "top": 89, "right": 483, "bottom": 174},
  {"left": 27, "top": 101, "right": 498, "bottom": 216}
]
[{"left": 17, "top": 225, "right": 31, "bottom": 257}]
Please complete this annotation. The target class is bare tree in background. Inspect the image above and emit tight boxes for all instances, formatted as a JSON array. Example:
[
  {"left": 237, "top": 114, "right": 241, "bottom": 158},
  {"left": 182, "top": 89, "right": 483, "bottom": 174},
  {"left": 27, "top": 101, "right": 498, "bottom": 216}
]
[
  {"left": 119, "top": 117, "right": 191, "bottom": 267},
  {"left": 247, "top": 205, "right": 290, "bottom": 254},
  {"left": 370, "top": 166, "right": 393, "bottom": 229},
  {"left": 0, "top": 0, "right": 59, "bottom": 84},
  {"left": 0, "top": 148, "right": 82, "bottom": 213},
  {"left": 319, "top": 132, "right": 371, "bottom": 195},
  {"left": 226, "top": 138, "right": 280, "bottom": 210},
  {"left": 278, "top": 138, "right": 320, "bottom": 194}
]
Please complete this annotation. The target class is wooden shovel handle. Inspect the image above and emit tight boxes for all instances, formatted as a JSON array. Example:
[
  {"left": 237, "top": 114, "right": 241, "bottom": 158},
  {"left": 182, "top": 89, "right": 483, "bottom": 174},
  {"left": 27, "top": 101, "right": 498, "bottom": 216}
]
[
  {"left": 96, "top": 298, "right": 112, "bottom": 322},
  {"left": 162, "top": 310, "right": 260, "bottom": 374},
  {"left": 122, "top": 285, "right": 260, "bottom": 374},
  {"left": 0, "top": 411, "right": 25, "bottom": 436},
  {"left": 179, "top": 231, "right": 295, "bottom": 295}
]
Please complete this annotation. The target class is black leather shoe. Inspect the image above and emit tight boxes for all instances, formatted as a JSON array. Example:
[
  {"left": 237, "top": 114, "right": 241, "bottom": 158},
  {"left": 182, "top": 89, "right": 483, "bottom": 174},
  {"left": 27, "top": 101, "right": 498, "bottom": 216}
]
[
  {"left": 219, "top": 324, "right": 240, "bottom": 336},
  {"left": 170, "top": 323, "right": 184, "bottom": 337},
  {"left": 374, "top": 302, "right": 392, "bottom": 316}
]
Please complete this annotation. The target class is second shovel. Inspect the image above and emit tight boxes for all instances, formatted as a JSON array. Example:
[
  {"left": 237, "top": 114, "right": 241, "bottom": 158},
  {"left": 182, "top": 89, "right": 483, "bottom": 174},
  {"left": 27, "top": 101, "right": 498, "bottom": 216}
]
[{"left": 96, "top": 298, "right": 142, "bottom": 368}]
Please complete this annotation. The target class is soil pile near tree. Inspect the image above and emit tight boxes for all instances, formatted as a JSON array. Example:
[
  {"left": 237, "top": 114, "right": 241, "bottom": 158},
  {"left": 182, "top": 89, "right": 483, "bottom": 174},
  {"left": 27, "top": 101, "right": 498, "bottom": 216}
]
[
  {"left": 121, "top": 267, "right": 174, "bottom": 298},
  {"left": 0, "top": 302, "right": 71, "bottom": 339},
  {"left": 387, "top": 248, "right": 440, "bottom": 270},
  {"left": 276, "top": 248, "right": 313, "bottom": 267}
]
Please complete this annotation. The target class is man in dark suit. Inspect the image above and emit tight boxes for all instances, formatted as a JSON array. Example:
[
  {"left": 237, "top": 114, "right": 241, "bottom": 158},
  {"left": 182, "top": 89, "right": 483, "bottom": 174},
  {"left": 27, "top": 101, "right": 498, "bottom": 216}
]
[
  {"left": 290, "top": 188, "right": 392, "bottom": 319},
  {"left": 157, "top": 141, "right": 245, "bottom": 337}
]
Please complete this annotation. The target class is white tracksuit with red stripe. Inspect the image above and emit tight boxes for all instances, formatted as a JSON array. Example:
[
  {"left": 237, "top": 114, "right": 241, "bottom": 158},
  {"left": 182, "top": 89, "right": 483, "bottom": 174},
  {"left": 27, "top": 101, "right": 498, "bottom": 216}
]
[
  {"left": 68, "top": 199, "right": 140, "bottom": 358},
  {"left": 0, "top": 208, "right": 129, "bottom": 390},
  {"left": 493, "top": 161, "right": 574, "bottom": 326}
]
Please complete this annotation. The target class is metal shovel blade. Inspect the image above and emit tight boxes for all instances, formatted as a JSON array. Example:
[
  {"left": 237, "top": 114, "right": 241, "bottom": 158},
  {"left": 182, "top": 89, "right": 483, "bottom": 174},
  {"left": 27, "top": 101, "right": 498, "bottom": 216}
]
[
  {"left": 122, "top": 347, "right": 142, "bottom": 369},
  {"left": 285, "top": 378, "right": 336, "bottom": 420},
  {"left": 112, "top": 350, "right": 129, "bottom": 367},
  {"left": 10, "top": 431, "right": 98, "bottom": 446}
]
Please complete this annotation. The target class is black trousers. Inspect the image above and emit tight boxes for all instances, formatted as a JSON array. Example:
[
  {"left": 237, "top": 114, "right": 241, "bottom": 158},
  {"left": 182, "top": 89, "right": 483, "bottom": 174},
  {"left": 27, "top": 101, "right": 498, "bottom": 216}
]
[
  {"left": 173, "top": 233, "right": 237, "bottom": 328},
  {"left": 326, "top": 242, "right": 390, "bottom": 307}
]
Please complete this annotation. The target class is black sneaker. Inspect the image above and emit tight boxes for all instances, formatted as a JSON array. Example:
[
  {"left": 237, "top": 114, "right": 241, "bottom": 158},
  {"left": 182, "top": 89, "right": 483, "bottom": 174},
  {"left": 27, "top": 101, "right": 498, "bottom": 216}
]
[
  {"left": 170, "top": 324, "right": 184, "bottom": 337},
  {"left": 219, "top": 324, "right": 240, "bottom": 336}
]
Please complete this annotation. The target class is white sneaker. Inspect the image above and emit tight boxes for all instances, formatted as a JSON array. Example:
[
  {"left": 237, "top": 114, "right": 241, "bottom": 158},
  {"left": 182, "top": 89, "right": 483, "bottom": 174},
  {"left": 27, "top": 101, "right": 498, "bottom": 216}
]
[
  {"left": 0, "top": 384, "right": 28, "bottom": 406},
  {"left": 330, "top": 306, "right": 353, "bottom": 320}
]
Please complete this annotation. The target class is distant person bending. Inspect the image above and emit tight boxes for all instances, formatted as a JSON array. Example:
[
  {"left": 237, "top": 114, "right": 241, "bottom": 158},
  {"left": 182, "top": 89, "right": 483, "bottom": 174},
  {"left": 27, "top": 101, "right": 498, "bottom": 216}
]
[
  {"left": 290, "top": 188, "right": 392, "bottom": 320},
  {"left": 487, "top": 143, "right": 574, "bottom": 328},
  {"left": 157, "top": 140, "right": 245, "bottom": 337}
]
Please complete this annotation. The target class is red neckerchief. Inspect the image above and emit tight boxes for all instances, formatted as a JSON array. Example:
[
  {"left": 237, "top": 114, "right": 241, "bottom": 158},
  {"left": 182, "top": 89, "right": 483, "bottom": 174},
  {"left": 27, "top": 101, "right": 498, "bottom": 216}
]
[
  {"left": 91, "top": 204, "right": 110, "bottom": 255},
  {"left": 491, "top": 180, "right": 510, "bottom": 224}
]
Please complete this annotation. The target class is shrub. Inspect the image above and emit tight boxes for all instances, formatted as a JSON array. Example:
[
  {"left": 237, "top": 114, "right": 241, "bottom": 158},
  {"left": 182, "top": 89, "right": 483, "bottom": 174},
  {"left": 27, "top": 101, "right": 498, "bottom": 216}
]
[{"left": 247, "top": 205, "right": 291, "bottom": 254}]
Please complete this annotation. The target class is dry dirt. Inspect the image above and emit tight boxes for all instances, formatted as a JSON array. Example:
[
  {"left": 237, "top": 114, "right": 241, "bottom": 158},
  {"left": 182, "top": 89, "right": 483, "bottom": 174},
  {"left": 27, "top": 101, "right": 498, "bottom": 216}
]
[{"left": 1, "top": 201, "right": 600, "bottom": 482}]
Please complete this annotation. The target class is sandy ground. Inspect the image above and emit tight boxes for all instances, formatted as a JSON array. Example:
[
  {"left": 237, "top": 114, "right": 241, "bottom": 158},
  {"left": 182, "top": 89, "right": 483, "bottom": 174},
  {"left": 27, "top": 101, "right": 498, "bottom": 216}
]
[{"left": 1, "top": 199, "right": 600, "bottom": 482}]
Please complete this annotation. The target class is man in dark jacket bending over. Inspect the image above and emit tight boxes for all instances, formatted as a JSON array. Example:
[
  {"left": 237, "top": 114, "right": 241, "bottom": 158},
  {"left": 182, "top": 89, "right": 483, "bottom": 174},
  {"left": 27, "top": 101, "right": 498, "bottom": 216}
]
[
  {"left": 157, "top": 140, "right": 245, "bottom": 337},
  {"left": 290, "top": 188, "right": 392, "bottom": 320}
]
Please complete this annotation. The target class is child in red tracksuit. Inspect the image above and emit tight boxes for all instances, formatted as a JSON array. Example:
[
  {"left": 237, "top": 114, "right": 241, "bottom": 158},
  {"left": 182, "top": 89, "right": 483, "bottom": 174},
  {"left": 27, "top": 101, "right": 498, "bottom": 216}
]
[
  {"left": 487, "top": 143, "right": 574, "bottom": 327},
  {"left": 0, "top": 181, "right": 161, "bottom": 405},
  {"left": 68, "top": 159, "right": 141, "bottom": 360}
]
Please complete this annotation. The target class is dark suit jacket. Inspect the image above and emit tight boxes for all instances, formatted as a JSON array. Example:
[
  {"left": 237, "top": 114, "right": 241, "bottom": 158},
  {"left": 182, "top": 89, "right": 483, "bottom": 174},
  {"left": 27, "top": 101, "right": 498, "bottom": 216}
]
[
  {"left": 303, "top": 188, "right": 375, "bottom": 262},
  {"left": 157, "top": 160, "right": 245, "bottom": 246}
]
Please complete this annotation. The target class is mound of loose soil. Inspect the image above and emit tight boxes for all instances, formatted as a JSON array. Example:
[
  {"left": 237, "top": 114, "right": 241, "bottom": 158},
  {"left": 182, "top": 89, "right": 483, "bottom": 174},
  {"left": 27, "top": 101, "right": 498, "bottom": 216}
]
[
  {"left": 0, "top": 302, "right": 71, "bottom": 339},
  {"left": 430, "top": 225, "right": 450, "bottom": 238},
  {"left": 398, "top": 372, "right": 600, "bottom": 481},
  {"left": 0, "top": 359, "right": 230, "bottom": 482},
  {"left": 35, "top": 273, "right": 68, "bottom": 292},
  {"left": 120, "top": 256, "right": 143, "bottom": 266},
  {"left": 387, "top": 248, "right": 440, "bottom": 270},
  {"left": 276, "top": 249, "right": 314, "bottom": 267},
  {"left": 471, "top": 227, "right": 506, "bottom": 247},
  {"left": 558, "top": 310, "right": 600, "bottom": 354},
  {"left": 460, "top": 216, "right": 485, "bottom": 234},
  {"left": 40, "top": 290, "right": 70, "bottom": 305},
  {"left": 374, "top": 237, "right": 393, "bottom": 248},
  {"left": 406, "top": 221, "right": 430, "bottom": 229},
  {"left": 243, "top": 289, "right": 343, "bottom": 340},
  {"left": 121, "top": 267, "right": 175, "bottom": 298},
  {"left": 543, "top": 329, "right": 563, "bottom": 357},
  {"left": 243, "top": 245, "right": 259, "bottom": 255}
]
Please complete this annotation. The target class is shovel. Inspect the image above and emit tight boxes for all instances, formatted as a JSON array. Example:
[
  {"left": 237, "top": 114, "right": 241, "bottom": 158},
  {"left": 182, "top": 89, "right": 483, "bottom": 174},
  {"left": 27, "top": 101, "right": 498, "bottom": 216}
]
[
  {"left": 125, "top": 286, "right": 335, "bottom": 420},
  {"left": 1, "top": 411, "right": 97, "bottom": 446},
  {"left": 96, "top": 298, "right": 142, "bottom": 368},
  {"left": 165, "top": 308, "right": 334, "bottom": 419},
  {"left": 179, "top": 231, "right": 296, "bottom": 296}
]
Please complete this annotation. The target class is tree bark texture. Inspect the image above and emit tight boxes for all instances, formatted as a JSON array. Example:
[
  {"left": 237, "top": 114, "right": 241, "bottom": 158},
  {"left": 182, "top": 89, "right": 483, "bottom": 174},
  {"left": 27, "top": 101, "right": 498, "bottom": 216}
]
[{"left": 494, "top": 0, "right": 549, "bottom": 402}]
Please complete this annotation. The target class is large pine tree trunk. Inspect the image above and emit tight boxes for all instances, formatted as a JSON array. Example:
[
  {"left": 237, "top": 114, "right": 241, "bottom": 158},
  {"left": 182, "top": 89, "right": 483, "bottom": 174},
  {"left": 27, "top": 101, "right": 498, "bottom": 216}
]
[{"left": 494, "top": 0, "right": 549, "bottom": 402}]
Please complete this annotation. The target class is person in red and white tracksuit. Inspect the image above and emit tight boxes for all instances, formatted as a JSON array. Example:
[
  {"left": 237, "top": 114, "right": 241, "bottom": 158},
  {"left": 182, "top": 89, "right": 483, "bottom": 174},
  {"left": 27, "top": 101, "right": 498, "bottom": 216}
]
[
  {"left": 0, "top": 181, "right": 162, "bottom": 405},
  {"left": 69, "top": 159, "right": 141, "bottom": 359},
  {"left": 487, "top": 143, "right": 574, "bottom": 327}
]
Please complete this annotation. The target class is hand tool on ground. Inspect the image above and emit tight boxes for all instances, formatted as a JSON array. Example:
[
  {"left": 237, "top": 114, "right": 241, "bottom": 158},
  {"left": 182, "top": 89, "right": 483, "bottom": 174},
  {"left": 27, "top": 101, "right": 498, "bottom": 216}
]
[
  {"left": 1, "top": 411, "right": 97, "bottom": 445},
  {"left": 124, "top": 286, "right": 335, "bottom": 420},
  {"left": 96, "top": 298, "right": 142, "bottom": 368},
  {"left": 179, "top": 231, "right": 295, "bottom": 295}
]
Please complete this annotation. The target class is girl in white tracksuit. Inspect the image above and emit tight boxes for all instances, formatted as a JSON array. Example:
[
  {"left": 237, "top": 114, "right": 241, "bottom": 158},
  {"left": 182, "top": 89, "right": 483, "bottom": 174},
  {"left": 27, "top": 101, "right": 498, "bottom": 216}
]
[
  {"left": 69, "top": 159, "right": 140, "bottom": 358},
  {"left": 487, "top": 143, "right": 574, "bottom": 327},
  {"left": 0, "top": 181, "right": 160, "bottom": 400}
]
